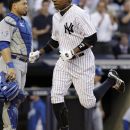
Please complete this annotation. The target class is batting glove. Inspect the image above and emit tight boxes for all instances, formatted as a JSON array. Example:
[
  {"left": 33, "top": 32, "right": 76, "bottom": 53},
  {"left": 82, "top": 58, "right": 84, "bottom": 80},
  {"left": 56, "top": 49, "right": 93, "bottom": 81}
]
[
  {"left": 60, "top": 50, "right": 75, "bottom": 61},
  {"left": 29, "top": 50, "right": 40, "bottom": 63}
]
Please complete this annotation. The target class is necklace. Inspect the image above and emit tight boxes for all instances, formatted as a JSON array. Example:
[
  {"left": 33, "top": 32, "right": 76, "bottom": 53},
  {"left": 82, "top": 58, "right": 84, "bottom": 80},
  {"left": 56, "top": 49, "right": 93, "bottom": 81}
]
[{"left": 60, "top": 4, "right": 72, "bottom": 12}]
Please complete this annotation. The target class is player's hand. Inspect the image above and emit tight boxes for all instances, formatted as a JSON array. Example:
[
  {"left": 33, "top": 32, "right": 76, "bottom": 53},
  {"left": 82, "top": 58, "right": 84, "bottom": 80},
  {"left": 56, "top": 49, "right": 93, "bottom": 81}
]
[
  {"left": 29, "top": 50, "right": 40, "bottom": 63},
  {"left": 60, "top": 50, "right": 75, "bottom": 61},
  {"left": 6, "top": 68, "right": 16, "bottom": 81}
]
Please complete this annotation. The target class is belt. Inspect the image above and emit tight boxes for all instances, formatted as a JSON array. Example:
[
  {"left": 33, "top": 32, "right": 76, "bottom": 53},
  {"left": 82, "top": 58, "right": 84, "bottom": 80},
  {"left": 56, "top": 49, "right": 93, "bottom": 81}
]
[
  {"left": 11, "top": 54, "right": 28, "bottom": 62},
  {"left": 73, "top": 52, "right": 84, "bottom": 59}
]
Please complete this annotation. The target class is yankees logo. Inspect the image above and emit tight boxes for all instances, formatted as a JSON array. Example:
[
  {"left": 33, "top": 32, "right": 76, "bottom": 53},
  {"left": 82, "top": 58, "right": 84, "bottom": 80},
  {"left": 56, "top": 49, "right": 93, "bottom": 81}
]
[{"left": 64, "top": 22, "right": 74, "bottom": 34}]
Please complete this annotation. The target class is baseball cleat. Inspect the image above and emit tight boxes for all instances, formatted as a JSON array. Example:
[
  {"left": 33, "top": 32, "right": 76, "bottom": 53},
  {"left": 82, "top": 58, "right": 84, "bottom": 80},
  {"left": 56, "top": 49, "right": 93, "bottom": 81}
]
[{"left": 108, "top": 69, "right": 125, "bottom": 93}]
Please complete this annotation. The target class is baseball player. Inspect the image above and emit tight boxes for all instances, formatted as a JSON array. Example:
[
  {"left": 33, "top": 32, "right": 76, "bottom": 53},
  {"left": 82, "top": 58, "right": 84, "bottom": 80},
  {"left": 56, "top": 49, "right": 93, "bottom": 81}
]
[
  {"left": 29, "top": 0, "right": 125, "bottom": 130},
  {"left": 0, "top": 0, "right": 32, "bottom": 130}
]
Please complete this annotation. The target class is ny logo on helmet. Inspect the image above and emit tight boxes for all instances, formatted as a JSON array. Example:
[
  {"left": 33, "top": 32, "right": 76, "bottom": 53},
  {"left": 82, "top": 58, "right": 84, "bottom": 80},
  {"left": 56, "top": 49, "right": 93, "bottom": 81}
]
[{"left": 64, "top": 22, "right": 74, "bottom": 34}]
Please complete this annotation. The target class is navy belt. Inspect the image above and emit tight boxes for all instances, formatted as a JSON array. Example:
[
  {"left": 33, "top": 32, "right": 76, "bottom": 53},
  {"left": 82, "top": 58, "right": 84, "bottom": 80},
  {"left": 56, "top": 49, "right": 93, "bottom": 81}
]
[{"left": 11, "top": 54, "right": 28, "bottom": 62}]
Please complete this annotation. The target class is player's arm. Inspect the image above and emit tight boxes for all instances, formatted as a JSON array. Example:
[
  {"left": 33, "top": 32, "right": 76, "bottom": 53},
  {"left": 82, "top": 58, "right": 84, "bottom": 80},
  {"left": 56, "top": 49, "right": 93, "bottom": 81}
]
[
  {"left": 73, "top": 33, "right": 97, "bottom": 54},
  {"left": 0, "top": 41, "right": 16, "bottom": 80},
  {"left": 0, "top": 19, "right": 16, "bottom": 80},
  {"left": 39, "top": 38, "right": 59, "bottom": 55},
  {"left": 29, "top": 38, "right": 59, "bottom": 63},
  {"left": 0, "top": 42, "right": 12, "bottom": 63},
  {"left": 59, "top": 33, "right": 97, "bottom": 61}
]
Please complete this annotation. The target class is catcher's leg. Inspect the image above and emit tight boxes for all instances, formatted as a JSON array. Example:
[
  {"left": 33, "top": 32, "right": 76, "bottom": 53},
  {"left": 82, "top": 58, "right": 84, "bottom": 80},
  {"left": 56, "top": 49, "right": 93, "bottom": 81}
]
[
  {"left": 2, "top": 103, "right": 18, "bottom": 130},
  {"left": 2, "top": 90, "right": 26, "bottom": 130}
]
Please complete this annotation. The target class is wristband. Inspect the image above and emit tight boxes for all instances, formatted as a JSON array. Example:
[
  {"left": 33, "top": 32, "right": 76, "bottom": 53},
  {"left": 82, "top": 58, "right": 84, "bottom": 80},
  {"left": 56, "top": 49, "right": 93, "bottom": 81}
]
[
  {"left": 0, "top": 41, "right": 9, "bottom": 51},
  {"left": 78, "top": 42, "right": 88, "bottom": 51},
  {"left": 7, "top": 62, "right": 15, "bottom": 68}
]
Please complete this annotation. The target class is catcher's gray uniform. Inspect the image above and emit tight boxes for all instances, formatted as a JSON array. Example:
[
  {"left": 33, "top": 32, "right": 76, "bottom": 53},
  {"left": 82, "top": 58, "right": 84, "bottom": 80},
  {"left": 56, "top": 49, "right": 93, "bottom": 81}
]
[{"left": 0, "top": 13, "right": 32, "bottom": 130}]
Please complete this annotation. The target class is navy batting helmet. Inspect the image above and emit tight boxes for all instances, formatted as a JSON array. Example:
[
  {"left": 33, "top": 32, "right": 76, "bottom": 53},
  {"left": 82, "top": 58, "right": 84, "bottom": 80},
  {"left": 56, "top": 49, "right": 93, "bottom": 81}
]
[{"left": 0, "top": 72, "right": 19, "bottom": 102}]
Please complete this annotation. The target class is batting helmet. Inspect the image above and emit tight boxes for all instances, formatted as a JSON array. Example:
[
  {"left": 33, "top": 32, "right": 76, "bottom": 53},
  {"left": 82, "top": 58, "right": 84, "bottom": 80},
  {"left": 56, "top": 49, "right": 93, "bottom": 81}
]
[{"left": 0, "top": 72, "right": 19, "bottom": 102}]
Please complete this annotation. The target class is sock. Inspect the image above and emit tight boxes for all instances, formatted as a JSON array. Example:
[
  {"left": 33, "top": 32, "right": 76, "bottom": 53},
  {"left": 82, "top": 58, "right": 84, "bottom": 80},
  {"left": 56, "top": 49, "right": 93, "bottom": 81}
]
[
  {"left": 53, "top": 103, "right": 69, "bottom": 129},
  {"left": 93, "top": 78, "right": 115, "bottom": 102}
]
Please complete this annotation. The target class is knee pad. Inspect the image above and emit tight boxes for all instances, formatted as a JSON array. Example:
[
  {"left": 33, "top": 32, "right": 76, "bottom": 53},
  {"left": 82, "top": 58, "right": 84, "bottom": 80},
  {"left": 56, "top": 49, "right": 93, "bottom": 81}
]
[{"left": 3, "top": 103, "right": 18, "bottom": 130}]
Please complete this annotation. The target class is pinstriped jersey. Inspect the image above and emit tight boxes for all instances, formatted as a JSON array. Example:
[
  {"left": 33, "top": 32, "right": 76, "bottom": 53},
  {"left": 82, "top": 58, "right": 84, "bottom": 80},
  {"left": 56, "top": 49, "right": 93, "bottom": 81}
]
[
  {"left": 52, "top": 5, "right": 96, "bottom": 52},
  {"left": 51, "top": 5, "right": 96, "bottom": 106},
  {"left": 0, "top": 13, "right": 32, "bottom": 57}
]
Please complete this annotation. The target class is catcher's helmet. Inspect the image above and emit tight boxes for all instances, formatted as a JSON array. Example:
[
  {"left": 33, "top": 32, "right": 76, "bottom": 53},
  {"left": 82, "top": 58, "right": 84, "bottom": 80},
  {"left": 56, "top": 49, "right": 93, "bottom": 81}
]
[{"left": 0, "top": 72, "right": 19, "bottom": 102}]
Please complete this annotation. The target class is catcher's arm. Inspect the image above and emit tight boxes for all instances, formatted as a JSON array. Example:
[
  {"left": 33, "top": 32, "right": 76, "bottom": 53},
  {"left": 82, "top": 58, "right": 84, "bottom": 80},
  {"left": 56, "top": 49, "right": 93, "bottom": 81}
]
[{"left": 0, "top": 42, "right": 16, "bottom": 80}]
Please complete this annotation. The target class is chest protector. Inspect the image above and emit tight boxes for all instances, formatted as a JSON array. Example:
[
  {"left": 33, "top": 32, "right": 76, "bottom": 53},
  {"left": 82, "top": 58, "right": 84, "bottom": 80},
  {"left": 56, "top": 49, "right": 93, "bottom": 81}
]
[{"left": 6, "top": 13, "right": 32, "bottom": 56}]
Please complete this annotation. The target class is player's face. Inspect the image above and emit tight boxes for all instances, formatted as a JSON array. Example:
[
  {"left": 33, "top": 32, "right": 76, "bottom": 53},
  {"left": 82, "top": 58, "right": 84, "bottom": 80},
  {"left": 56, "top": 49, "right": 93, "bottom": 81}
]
[
  {"left": 97, "top": 2, "right": 106, "bottom": 13},
  {"left": 52, "top": 0, "right": 70, "bottom": 10},
  {"left": 14, "top": 0, "right": 28, "bottom": 16},
  {"left": 41, "top": 2, "right": 50, "bottom": 13}
]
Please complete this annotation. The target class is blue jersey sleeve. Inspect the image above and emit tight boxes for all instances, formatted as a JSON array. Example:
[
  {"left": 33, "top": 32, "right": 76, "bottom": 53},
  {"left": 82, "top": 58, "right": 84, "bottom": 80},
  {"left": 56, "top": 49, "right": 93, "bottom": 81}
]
[{"left": 0, "top": 41, "right": 10, "bottom": 51}]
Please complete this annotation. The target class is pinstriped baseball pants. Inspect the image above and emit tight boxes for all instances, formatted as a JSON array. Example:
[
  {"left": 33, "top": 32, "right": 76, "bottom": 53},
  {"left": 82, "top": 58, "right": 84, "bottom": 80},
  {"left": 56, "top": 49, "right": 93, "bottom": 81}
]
[{"left": 51, "top": 49, "right": 96, "bottom": 109}]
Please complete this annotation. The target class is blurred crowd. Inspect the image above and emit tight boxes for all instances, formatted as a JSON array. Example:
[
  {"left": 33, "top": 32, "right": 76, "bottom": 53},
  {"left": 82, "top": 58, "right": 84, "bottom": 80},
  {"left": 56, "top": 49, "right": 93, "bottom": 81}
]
[{"left": 0, "top": 0, "right": 130, "bottom": 59}]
